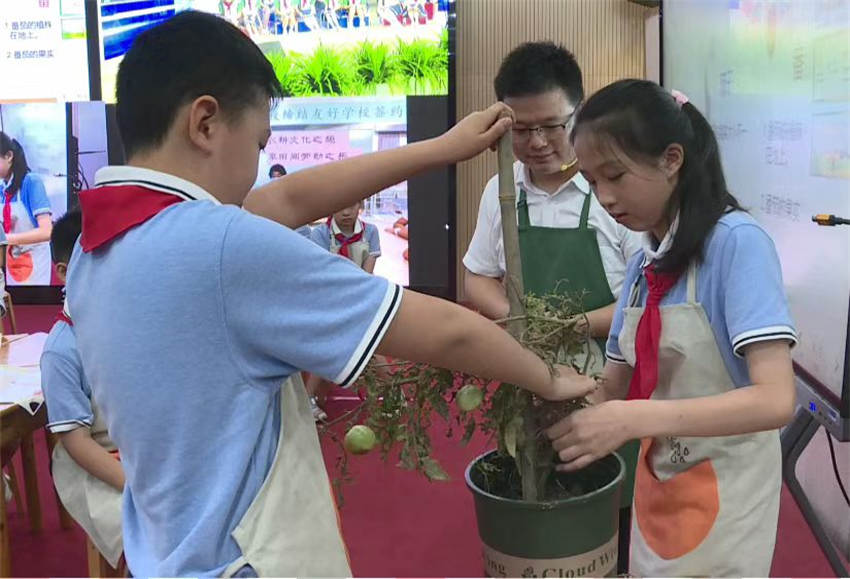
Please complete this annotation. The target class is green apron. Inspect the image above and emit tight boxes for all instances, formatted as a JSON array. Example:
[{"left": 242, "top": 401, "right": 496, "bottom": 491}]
[{"left": 517, "top": 187, "right": 639, "bottom": 509}]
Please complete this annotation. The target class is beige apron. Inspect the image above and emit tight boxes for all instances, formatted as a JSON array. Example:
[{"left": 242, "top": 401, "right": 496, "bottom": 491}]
[
  {"left": 51, "top": 401, "right": 123, "bottom": 568},
  {"left": 328, "top": 222, "right": 371, "bottom": 269},
  {"left": 5, "top": 195, "right": 51, "bottom": 286},
  {"left": 223, "top": 374, "right": 352, "bottom": 577},
  {"left": 619, "top": 262, "right": 781, "bottom": 577}
]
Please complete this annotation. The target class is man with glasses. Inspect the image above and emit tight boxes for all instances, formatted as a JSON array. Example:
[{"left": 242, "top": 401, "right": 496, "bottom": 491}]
[{"left": 462, "top": 41, "right": 642, "bottom": 573}]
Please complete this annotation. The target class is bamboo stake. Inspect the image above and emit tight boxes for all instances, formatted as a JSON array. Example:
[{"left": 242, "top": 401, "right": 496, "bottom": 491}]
[{"left": 496, "top": 132, "right": 538, "bottom": 502}]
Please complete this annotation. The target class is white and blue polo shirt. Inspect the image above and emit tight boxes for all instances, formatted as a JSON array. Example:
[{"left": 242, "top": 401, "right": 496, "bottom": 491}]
[
  {"left": 606, "top": 211, "right": 797, "bottom": 388},
  {"left": 41, "top": 320, "right": 95, "bottom": 434},
  {"left": 66, "top": 166, "right": 402, "bottom": 577},
  {"left": 310, "top": 219, "right": 382, "bottom": 257}
]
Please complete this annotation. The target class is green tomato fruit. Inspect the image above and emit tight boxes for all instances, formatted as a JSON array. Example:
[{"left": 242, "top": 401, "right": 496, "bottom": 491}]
[
  {"left": 456, "top": 384, "right": 484, "bottom": 412},
  {"left": 344, "top": 424, "right": 377, "bottom": 455}
]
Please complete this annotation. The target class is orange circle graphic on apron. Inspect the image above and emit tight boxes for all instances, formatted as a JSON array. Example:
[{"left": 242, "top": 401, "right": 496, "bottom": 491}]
[
  {"left": 6, "top": 247, "right": 33, "bottom": 283},
  {"left": 634, "top": 439, "right": 720, "bottom": 560}
]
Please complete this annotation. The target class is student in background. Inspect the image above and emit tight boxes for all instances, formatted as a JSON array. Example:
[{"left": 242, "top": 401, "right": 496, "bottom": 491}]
[
  {"left": 324, "top": 0, "right": 341, "bottom": 28},
  {"left": 547, "top": 79, "right": 797, "bottom": 577},
  {"left": 0, "top": 132, "right": 53, "bottom": 286},
  {"left": 42, "top": 210, "right": 124, "bottom": 572},
  {"left": 348, "top": 0, "right": 366, "bottom": 26},
  {"left": 377, "top": 0, "right": 397, "bottom": 25},
  {"left": 300, "top": 0, "right": 321, "bottom": 30},
  {"left": 310, "top": 200, "right": 381, "bottom": 273},
  {"left": 65, "top": 12, "right": 590, "bottom": 577}
]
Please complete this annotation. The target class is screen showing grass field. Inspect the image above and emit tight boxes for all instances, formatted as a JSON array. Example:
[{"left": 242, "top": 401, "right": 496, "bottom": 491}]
[{"left": 98, "top": 0, "right": 449, "bottom": 102}]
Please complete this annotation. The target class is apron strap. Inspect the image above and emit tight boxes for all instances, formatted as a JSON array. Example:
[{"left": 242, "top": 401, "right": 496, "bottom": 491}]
[
  {"left": 629, "top": 270, "right": 642, "bottom": 307},
  {"left": 629, "top": 257, "right": 648, "bottom": 308},
  {"left": 578, "top": 192, "right": 592, "bottom": 229},
  {"left": 517, "top": 188, "right": 531, "bottom": 228},
  {"left": 686, "top": 261, "right": 698, "bottom": 303}
]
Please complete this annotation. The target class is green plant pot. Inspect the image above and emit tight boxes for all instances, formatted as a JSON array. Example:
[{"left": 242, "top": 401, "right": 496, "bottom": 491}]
[{"left": 465, "top": 450, "right": 625, "bottom": 578}]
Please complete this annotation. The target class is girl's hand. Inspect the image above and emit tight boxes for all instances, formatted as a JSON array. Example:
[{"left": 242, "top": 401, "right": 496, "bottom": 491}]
[{"left": 546, "top": 399, "right": 634, "bottom": 471}]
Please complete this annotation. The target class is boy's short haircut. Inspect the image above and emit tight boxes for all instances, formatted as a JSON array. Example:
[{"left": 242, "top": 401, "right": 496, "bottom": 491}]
[
  {"left": 51, "top": 209, "right": 82, "bottom": 265},
  {"left": 494, "top": 41, "right": 584, "bottom": 106},
  {"left": 269, "top": 164, "right": 287, "bottom": 177},
  {"left": 116, "top": 11, "right": 283, "bottom": 159}
]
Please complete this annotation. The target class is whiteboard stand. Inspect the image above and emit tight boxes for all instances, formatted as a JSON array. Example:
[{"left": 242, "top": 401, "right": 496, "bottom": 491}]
[{"left": 781, "top": 409, "right": 849, "bottom": 577}]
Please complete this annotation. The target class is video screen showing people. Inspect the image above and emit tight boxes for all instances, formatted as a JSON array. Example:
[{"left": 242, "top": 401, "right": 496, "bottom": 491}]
[
  {"left": 0, "top": 102, "right": 108, "bottom": 287},
  {"left": 257, "top": 96, "right": 409, "bottom": 286},
  {"left": 0, "top": 0, "right": 90, "bottom": 103},
  {"left": 98, "top": 0, "right": 450, "bottom": 101}
]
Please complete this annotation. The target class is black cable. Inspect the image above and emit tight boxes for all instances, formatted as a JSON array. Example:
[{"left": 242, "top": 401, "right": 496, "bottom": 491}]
[{"left": 826, "top": 432, "right": 850, "bottom": 508}]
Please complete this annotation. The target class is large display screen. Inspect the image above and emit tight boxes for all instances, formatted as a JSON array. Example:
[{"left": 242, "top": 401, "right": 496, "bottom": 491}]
[
  {"left": 0, "top": 0, "right": 90, "bottom": 103},
  {"left": 0, "top": 101, "right": 107, "bottom": 287},
  {"left": 98, "top": 0, "right": 449, "bottom": 102},
  {"left": 255, "top": 96, "right": 409, "bottom": 286}
]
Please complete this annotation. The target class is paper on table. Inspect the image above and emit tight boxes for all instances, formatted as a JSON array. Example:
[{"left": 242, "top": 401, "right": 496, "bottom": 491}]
[{"left": 0, "top": 365, "right": 43, "bottom": 415}]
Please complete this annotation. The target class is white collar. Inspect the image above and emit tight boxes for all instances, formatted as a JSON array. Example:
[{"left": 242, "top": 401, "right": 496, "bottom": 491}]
[
  {"left": 642, "top": 213, "right": 680, "bottom": 266},
  {"left": 2, "top": 173, "right": 14, "bottom": 189},
  {"left": 94, "top": 166, "right": 221, "bottom": 205},
  {"left": 515, "top": 162, "right": 591, "bottom": 197},
  {"left": 330, "top": 218, "right": 363, "bottom": 236}
]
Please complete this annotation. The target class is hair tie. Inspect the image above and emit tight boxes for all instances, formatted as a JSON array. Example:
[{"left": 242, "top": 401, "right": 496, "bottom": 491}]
[{"left": 670, "top": 89, "right": 690, "bottom": 108}]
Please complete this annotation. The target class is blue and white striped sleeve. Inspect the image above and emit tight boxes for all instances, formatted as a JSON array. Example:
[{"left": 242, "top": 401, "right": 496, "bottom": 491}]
[
  {"left": 720, "top": 224, "right": 797, "bottom": 357},
  {"left": 23, "top": 173, "right": 52, "bottom": 218},
  {"left": 365, "top": 223, "right": 381, "bottom": 257},
  {"left": 222, "top": 211, "right": 402, "bottom": 389},
  {"left": 606, "top": 253, "right": 643, "bottom": 365},
  {"left": 309, "top": 224, "right": 332, "bottom": 250},
  {"left": 41, "top": 331, "right": 93, "bottom": 434}
]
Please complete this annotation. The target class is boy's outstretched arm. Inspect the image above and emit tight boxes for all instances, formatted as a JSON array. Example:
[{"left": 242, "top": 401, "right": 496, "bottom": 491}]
[
  {"left": 376, "top": 289, "right": 595, "bottom": 402},
  {"left": 60, "top": 428, "right": 125, "bottom": 491},
  {"left": 243, "top": 103, "right": 513, "bottom": 228}
]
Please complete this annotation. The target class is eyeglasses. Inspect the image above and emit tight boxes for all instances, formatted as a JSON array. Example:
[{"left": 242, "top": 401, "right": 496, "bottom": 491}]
[{"left": 511, "top": 111, "right": 578, "bottom": 144}]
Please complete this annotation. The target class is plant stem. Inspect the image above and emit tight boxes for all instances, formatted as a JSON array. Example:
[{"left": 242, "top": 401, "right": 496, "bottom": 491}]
[
  {"left": 496, "top": 133, "right": 538, "bottom": 503},
  {"left": 317, "top": 401, "right": 367, "bottom": 431}
]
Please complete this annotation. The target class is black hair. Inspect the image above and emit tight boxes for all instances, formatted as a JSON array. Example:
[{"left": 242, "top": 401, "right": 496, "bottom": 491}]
[
  {"left": 571, "top": 79, "right": 741, "bottom": 274},
  {"left": 269, "top": 164, "right": 287, "bottom": 177},
  {"left": 116, "top": 10, "right": 283, "bottom": 159},
  {"left": 50, "top": 209, "right": 82, "bottom": 265},
  {"left": 494, "top": 41, "right": 584, "bottom": 106},
  {"left": 0, "top": 132, "right": 31, "bottom": 196}
]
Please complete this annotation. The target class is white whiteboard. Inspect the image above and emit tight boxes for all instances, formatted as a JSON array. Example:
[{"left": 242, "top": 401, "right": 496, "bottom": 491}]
[{"left": 663, "top": 0, "right": 850, "bottom": 403}]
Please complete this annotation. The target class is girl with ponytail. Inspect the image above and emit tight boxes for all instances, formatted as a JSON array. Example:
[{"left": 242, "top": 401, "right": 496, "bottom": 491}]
[
  {"left": 0, "top": 131, "right": 54, "bottom": 285},
  {"left": 545, "top": 79, "right": 797, "bottom": 576}
]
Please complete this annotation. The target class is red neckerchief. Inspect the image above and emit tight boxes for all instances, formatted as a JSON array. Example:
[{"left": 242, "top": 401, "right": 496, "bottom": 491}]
[
  {"left": 56, "top": 306, "right": 73, "bottom": 326},
  {"left": 327, "top": 217, "right": 364, "bottom": 259},
  {"left": 3, "top": 187, "right": 16, "bottom": 235},
  {"left": 78, "top": 185, "right": 182, "bottom": 252},
  {"left": 626, "top": 264, "right": 681, "bottom": 400}
]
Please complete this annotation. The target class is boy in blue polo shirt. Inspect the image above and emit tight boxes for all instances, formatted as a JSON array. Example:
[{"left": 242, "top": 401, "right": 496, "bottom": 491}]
[
  {"left": 65, "top": 11, "right": 591, "bottom": 578},
  {"left": 41, "top": 210, "right": 124, "bottom": 570}
]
